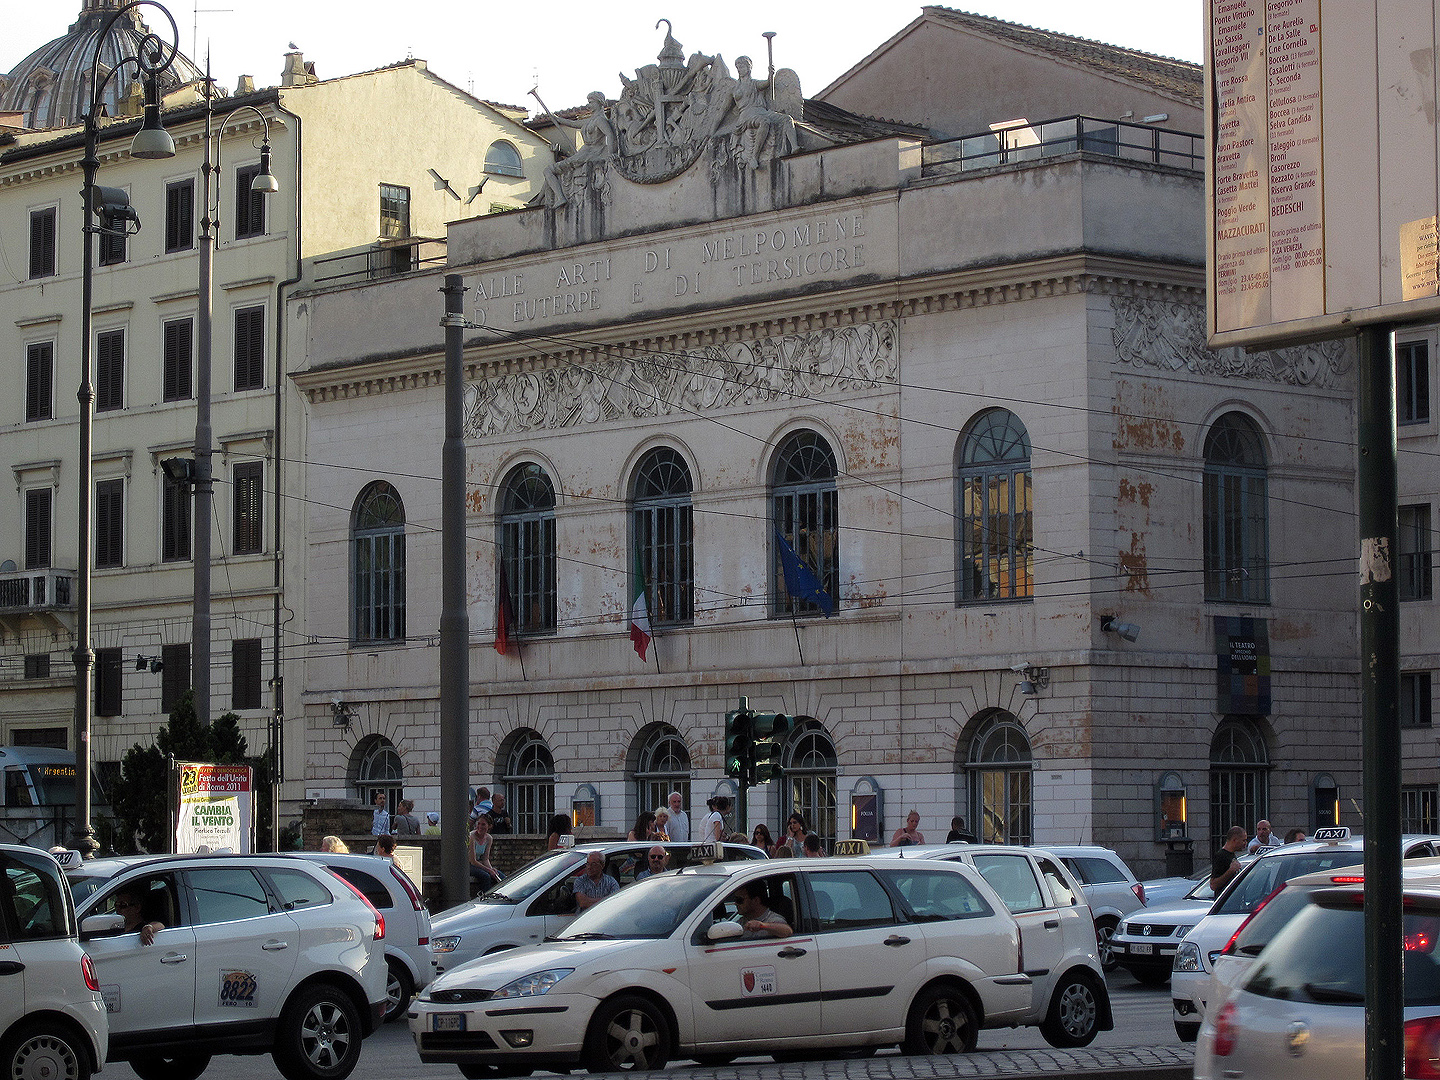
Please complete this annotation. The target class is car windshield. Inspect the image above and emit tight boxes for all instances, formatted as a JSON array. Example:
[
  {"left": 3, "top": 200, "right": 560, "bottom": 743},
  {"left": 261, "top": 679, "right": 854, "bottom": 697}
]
[
  {"left": 1243, "top": 900, "right": 1440, "bottom": 1005},
  {"left": 1185, "top": 876, "right": 1217, "bottom": 902},
  {"left": 1215, "top": 849, "right": 1364, "bottom": 916},
  {"left": 470, "top": 849, "right": 585, "bottom": 904},
  {"left": 556, "top": 873, "right": 721, "bottom": 940}
]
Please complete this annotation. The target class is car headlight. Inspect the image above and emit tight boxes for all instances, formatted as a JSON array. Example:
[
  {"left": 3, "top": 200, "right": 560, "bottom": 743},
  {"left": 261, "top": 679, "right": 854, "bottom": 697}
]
[
  {"left": 1173, "top": 941, "right": 1203, "bottom": 972},
  {"left": 431, "top": 935, "right": 462, "bottom": 953},
  {"left": 492, "top": 968, "right": 574, "bottom": 999}
]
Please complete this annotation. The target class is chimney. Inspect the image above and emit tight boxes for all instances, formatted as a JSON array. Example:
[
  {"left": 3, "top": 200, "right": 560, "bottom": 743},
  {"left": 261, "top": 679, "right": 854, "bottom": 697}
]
[
  {"left": 236, "top": 74, "right": 255, "bottom": 94},
  {"left": 281, "top": 50, "right": 316, "bottom": 87}
]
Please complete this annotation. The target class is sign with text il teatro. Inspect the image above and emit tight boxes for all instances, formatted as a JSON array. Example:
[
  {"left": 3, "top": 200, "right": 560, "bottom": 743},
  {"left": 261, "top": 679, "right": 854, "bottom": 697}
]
[{"left": 463, "top": 204, "right": 887, "bottom": 333}]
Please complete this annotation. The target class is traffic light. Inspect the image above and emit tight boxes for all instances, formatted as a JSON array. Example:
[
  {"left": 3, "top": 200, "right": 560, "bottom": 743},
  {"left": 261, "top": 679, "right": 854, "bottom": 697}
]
[
  {"left": 724, "top": 703, "right": 754, "bottom": 782},
  {"left": 750, "top": 712, "right": 792, "bottom": 784}
]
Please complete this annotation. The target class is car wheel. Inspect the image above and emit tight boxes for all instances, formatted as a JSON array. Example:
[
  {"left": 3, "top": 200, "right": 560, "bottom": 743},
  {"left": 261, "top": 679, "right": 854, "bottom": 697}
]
[
  {"left": 384, "top": 959, "right": 414, "bottom": 1022},
  {"left": 1095, "top": 919, "right": 1119, "bottom": 972},
  {"left": 459, "top": 1067, "right": 534, "bottom": 1079},
  {"left": 1, "top": 1021, "right": 91, "bottom": 1080},
  {"left": 1175, "top": 1020, "right": 1200, "bottom": 1043},
  {"left": 582, "top": 994, "right": 671, "bottom": 1072},
  {"left": 1131, "top": 966, "right": 1171, "bottom": 988},
  {"left": 130, "top": 1053, "right": 212, "bottom": 1080},
  {"left": 1040, "top": 973, "right": 1102, "bottom": 1048},
  {"left": 272, "top": 984, "right": 364, "bottom": 1080},
  {"left": 903, "top": 983, "right": 979, "bottom": 1055}
]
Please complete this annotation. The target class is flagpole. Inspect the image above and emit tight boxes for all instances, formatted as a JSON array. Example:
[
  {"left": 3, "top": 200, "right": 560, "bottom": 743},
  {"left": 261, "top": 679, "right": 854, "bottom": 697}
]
[{"left": 790, "top": 610, "right": 805, "bottom": 666}]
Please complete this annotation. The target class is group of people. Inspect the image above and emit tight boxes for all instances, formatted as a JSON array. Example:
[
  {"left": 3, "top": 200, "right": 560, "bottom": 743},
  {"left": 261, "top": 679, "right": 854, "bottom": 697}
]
[{"left": 1211, "top": 819, "right": 1309, "bottom": 891}]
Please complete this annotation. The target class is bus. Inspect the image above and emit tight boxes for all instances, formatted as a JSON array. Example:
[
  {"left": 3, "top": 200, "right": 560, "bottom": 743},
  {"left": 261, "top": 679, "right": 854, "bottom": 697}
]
[{"left": 0, "top": 747, "right": 106, "bottom": 848}]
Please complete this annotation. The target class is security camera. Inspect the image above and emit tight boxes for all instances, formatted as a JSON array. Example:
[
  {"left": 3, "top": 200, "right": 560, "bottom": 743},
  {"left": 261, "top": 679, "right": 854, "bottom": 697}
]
[
  {"left": 331, "top": 695, "right": 343, "bottom": 709},
  {"left": 1010, "top": 661, "right": 1032, "bottom": 673}
]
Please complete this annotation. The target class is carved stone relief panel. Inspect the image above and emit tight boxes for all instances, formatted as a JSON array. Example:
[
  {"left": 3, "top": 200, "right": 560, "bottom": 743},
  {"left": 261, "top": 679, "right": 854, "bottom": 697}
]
[{"left": 463, "top": 320, "right": 897, "bottom": 438}]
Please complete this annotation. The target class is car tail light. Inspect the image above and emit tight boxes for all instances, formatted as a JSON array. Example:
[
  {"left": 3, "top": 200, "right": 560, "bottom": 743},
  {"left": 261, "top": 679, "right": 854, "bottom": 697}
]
[
  {"left": 1405, "top": 1016, "right": 1440, "bottom": 1078},
  {"left": 1330, "top": 875, "right": 1365, "bottom": 884},
  {"left": 1212, "top": 1002, "right": 1237, "bottom": 1057},
  {"left": 329, "top": 870, "right": 387, "bottom": 940},
  {"left": 82, "top": 953, "right": 99, "bottom": 992},
  {"left": 1132, "top": 882, "right": 1146, "bottom": 907},
  {"left": 389, "top": 863, "right": 425, "bottom": 912},
  {"left": 1221, "top": 882, "right": 1287, "bottom": 956}
]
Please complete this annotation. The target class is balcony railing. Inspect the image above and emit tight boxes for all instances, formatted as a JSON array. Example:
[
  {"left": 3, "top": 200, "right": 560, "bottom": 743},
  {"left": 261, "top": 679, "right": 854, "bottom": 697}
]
[
  {"left": 0, "top": 568, "right": 75, "bottom": 613},
  {"left": 922, "top": 115, "right": 1204, "bottom": 176},
  {"left": 312, "top": 237, "right": 448, "bottom": 285}
]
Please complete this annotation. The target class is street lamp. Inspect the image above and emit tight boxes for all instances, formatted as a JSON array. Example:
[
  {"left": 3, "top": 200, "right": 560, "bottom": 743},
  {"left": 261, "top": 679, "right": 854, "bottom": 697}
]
[{"left": 75, "top": 0, "right": 182, "bottom": 855}]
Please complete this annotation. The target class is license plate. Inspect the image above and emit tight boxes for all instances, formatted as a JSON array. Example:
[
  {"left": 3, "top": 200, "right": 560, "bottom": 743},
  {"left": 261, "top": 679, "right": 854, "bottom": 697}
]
[
  {"left": 1129, "top": 943, "right": 1153, "bottom": 955},
  {"left": 433, "top": 1013, "right": 467, "bottom": 1032}
]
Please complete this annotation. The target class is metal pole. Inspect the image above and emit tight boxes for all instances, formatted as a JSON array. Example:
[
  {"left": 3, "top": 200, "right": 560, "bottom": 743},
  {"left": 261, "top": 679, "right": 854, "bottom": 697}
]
[
  {"left": 440, "top": 274, "right": 471, "bottom": 911},
  {"left": 1358, "top": 323, "right": 1402, "bottom": 1080},
  {"left": 193, "top": 83, "right": 215, "bottom": 726}
]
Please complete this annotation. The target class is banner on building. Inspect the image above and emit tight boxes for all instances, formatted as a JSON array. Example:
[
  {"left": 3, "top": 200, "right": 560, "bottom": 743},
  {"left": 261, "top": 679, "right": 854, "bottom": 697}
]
[
  {"left": 176, "top": 762, "right": 254, "bottom": 853},
  {"left": 1214, "top": 616, "right": 1271, "bottom": 715}
]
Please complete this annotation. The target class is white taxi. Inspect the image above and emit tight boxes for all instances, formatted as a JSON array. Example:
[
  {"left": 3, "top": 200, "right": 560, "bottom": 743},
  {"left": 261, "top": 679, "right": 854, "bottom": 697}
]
[
  {"left": 0, "top": 844, "right": 107, "bottom": 1080},
  {"left": 412, "top": 855, "right": 1058, "bottom": 1071},
  {"left": 74, "top": 853, "right": 389, "bottom": 1080}
]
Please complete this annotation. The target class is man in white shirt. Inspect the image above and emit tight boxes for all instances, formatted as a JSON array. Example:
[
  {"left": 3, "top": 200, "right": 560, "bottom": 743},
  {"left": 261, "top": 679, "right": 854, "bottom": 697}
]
[
  {"left": 1247, "top": 820, "right": 1282, "bottom": 853},
  {"left": 666, "top": 791, "right": 690, "bottom": 843}
]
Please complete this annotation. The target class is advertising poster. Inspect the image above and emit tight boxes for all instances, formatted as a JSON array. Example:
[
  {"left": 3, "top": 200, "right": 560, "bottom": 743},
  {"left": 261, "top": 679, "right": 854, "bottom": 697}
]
[{"left": 176, "top": 762, "right": 253, "bottom": 853}]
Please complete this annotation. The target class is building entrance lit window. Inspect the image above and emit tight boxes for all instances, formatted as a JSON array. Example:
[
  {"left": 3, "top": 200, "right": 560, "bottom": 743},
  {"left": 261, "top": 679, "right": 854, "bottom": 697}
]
[
  {"left": 964, "top": 710, "right": 1032, "bottom": 844},
  {"left": 783, "top": 722, "right": 837, "bottom": 847}
]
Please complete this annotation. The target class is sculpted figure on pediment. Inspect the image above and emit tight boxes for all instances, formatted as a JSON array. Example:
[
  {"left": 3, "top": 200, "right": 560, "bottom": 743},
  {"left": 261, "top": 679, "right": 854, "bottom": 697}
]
[
  {"left": 707, "top": 54, "right": 797, "bottom": 169},
  {"left": 541, "top": 90, "right": 620, "bottom": 207}
]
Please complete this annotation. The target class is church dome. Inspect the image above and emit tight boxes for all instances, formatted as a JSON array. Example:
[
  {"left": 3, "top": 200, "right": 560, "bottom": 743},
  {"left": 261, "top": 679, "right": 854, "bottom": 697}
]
[{"left": 1, "top": 1, "right": 204, "bottom": 130}]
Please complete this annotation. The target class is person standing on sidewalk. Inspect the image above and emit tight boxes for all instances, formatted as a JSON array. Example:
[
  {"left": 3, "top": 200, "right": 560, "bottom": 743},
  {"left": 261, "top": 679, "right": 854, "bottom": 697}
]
[
  {"left": 1211, "top": 826, "right": 1249, "bottom": 892},
  {"left": 666, "top": 791, "right": 690, "bottom": 842}
]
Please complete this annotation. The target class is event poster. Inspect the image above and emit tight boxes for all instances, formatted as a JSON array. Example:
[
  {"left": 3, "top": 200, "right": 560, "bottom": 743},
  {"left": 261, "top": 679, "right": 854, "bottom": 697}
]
[{"left": 176, "top": 762, "right": 254, "bottom": 853}]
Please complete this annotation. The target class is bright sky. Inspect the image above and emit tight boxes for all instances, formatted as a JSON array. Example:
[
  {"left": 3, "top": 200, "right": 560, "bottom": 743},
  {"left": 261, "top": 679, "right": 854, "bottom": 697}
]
[{"left": 12, "top": 1, "right": 1201, "bottom": 115}]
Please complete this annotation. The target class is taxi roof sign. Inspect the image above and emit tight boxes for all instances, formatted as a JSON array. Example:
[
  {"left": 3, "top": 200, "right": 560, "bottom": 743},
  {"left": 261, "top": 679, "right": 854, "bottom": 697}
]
[
  {"left": 832, "top": 839, "right": 871, "bottom": 857},
  {"left": 688, "top": 842, "right": 718, "bottom": 864},
  {"left": 1312, "top": 826, "right": 1351, "bottom": 843}
]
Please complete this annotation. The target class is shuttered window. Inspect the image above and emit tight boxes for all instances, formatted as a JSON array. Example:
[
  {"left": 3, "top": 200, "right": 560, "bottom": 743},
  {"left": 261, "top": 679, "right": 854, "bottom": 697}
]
[
  {"left": 25, "top": 488, "right": 52, "bottom": 569},
  {"left": 26, "top": 342, "right": 54, "bottom": 422},
  {"left": 163, "top": 317, "right": 193, "bottom": 401},
  {"left": 95, "top": 648, "right": 123, "bottom": 717},
  {"left": 99, "top": 213, "right": 126, "bottom": 265},
  {"left": 165, "top": 179, "right": 195, "bottom": 252},
  {"left": 161, "top": 643, "right": 190, "bottom": 714},
  {"left": 233, "top": 461, "right": 263, "bottom": 554},
  {"left": 235, "top": 165, "right": 265, "bottom": 238},
  {"left": 96, "top": 329, "right": 125, "bottom": 411},
  {"left": 231, "top": 638, "right": 263, "bottom": 709},
  {"left": 162, "top": 471, "right": 192, "bottom": 562},
  {"left": 95, "top": 479, "right": 124, "bottom": 568},
  {"left": 233, "top": 306, "right": 265, "bottom": 391},
  {"left": 29, "top": 208, "right": 56, "bottom": 278}
]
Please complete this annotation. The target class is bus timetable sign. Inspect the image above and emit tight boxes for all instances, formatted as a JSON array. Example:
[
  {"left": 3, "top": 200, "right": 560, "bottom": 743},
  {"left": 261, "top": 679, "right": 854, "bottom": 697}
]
[{"left": 1207, "top": 0, "right": 1440, "bottom": 347}]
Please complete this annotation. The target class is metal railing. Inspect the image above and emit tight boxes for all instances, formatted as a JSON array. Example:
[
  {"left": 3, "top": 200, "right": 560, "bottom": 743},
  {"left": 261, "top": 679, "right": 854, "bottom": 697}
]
[
  {"left": 312, "top": 237, "right": 448, "bottom": 285},
  {"left": 0, "top": 568, "right": 75, "bottom": 611},
  {"left": 923, "top": 115, "right": 1203, "bottom": 175}
]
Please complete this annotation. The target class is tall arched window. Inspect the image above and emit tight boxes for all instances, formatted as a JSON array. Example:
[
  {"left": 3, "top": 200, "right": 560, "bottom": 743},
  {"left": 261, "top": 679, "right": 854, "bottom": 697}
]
[
  {"left": 957, "top": 409, "right": 1033, "bottom": 602},
  {"left": 1204, "top": 413, "right": 1269, "bottom": 603},
  {"left": 783, "top": 722, "right": 838, "bottom": 846},
  {"left": 501, "top": 729, "right": 556, "bottom": 835},
  {"left": 353, "top": 734, "right": 403, "bottom": 815},
  {"left": 1209, "top": 716, "right": 1269, "bottom": 849},
  {"left": 631, "top": 723, "right": 691, "bottom": 819},
  {"left": 631, "top": 448, "right": 694, "bottom": 626},
  {"left": 351, "top": 481, "right": 406, "bottom": 642},
  {"left": 499, "top": 464, "right": 557, "bottom": 634},
  {"left": 771, "top": 431, "right": 838, "bottom": 617},
  {"left": 965, "top": 711, "right": 1032, "bottom": 844}
]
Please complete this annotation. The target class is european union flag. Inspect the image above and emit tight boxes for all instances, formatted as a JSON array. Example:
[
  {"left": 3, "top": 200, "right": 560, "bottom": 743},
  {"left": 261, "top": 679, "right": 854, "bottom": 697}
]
[{"left": 775, "top": 531, "right": 835, "bottom": 617}]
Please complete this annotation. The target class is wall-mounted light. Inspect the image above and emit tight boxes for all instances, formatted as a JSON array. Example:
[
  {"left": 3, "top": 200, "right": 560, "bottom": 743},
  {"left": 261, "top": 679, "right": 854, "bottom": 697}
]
[
  {"left": 1011, "top": 661, "right": 1050, "bottom": 695},
  {"left": 133, "top": 655, "right": 163, "bottom": 673},
  {"left": 1100, "top": 615, "right": 1141, "bottom": 643},
  {"left": 330, "top": 698, "right": 356, "bottom": 728}
]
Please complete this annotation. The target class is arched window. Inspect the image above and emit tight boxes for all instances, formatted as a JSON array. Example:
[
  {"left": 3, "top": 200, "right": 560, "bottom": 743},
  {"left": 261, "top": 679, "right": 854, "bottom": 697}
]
[
  {"left": 965, "top": 711, "right": 1032, "bottom": 844},
  {"left": 354, "top": 735, "right": 403, "bottom": 815},
  {"left": 1209, "top": 716, "right": 1269, "bottom": 849},
  {"left": 501, "top": 729, "right": 555, "bottom": 835},
  {"left": 957, "top": 409, "right": 1033, "bottom": 602},
  {"left": 499, "top": 464, "right": 557, "bottom": 635},
  {"left": 1204, "top": 413, "right": 1269, "bottom": 603},
  {"left": 771, "top": 431, "right": 838, "bottom": 617},
  {"left": 631, "top": 723, "right": 691, "bottom": 819},
  {"left": 484, "top": 141, "right": 524, "bottom": 177},
  {"left": 351, "top": 481, "right": 405, "bottom": 641},
  {"left": 783, "top": 721, "right": 838, "bottom": 847},
  {"left": 631, "top": 448, "right": 694, "bottom": 626}
]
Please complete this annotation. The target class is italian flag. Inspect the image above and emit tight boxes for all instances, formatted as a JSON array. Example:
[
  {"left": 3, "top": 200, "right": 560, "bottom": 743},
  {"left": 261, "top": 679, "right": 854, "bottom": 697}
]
[{"left": 629, "top": 546, "right": 652, "bottom": 661}]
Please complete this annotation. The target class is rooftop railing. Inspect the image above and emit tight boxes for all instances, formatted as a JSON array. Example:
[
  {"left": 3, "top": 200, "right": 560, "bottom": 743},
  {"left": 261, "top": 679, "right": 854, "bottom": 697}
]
[{"left": 923, "top": 115, "right": 1204, "bottom": 176}]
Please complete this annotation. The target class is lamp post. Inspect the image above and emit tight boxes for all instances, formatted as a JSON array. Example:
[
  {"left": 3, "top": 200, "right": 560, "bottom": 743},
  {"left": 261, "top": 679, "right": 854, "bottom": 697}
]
[{"left": 74, "top": 1, "right": 181, "bottom": 855}]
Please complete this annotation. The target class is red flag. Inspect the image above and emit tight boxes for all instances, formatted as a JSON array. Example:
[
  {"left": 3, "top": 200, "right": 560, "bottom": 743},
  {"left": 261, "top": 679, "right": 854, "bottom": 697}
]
[{"left": 496, "top": 564, "right": 517, "bottom": 655}]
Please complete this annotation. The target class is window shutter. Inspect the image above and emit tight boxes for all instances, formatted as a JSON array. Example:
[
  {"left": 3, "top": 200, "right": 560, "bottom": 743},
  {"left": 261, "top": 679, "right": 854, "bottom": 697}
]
[
  {"left": 96, "top": 329, "right": 125, "bottom": 411},
  {"left": 166, "top": 180, "right": 195, "bottom": 252},
  {"left": 161, "top": 644, "right": 190, "bottom": 714},
  {"left": 231, "top": 639, "right": 262, "bottom": 709},
  {"left": 234, "top": 307, "right": 265, "bottom": 391},
  {"left": 233, "top": 462, "right": 263, "bottom": 553},
  {"left": 25, "top": 488, "right": 52, "bottom": 569},
  {"left": 96, "top": 479, "right": 124, "bottom": 568},
  {"left": 162, "top": 473, "right": 193, "bottom": 561},
  {"left": 235, "top": 166, "right": 264, "bottom": 238},
  {"left": 95, "top": 648, "right": 122, "bottom": 717},
  {"left": 163, "top": 318, "right": 193, "bottom": 401},
  {"left": 29, "top": 209, "right": 56, "bottom": 278},
  {"left": 26, "top": 342, "right": 54, "bottom": 422}
]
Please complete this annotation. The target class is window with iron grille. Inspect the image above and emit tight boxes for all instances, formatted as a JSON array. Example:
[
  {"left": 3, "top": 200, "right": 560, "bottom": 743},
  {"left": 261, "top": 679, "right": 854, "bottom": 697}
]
[
  {"left": 231, "top": 638, "right": 262, "bottom": 710},
  {"left": 25, "top": 487, "right": 52, "bottom": 569},
  {"left": 631, "top": 447, "right": 693, "bottom": 626},
  {"left": 29, "top": 207, "right": 56, "bottom": 278},
  {"left": 165, "top": 178, "right": 195, "bottom": 252},
  {"left": 12, "top": 726, "right": 66, "bottom": 747},
  {"left": 501, "top": 730, "right": 556, "bottom": 835},
  {"left": 351, "top": 481, "right": 406, "bottom": 642},
  {"left": 633, "top": 725, "right": 691, "bottom": 820},
  {"left": 965, "top": 711, "right": 1033, "bottom": 845},
  {"left": 1399, "top": 505, "right": 1433, "bottom": 601},
  {"left": 499, "top": 464, "right": 557, "bottom": 634},
  {"left": 233, "top": 306, "right": 265, "bottom": 391},
  {"left": 1209, "top": 716, "right": 1269, "bottom": 850},
  {"left": 98, "top": 205, "right": 126, "bottom": 266},
  {"left": 23, "top": 655, "right": 51, "bottom": 679},
  {"left": 1402, "top": 672, "right": 1433, "bottom": 728},
  {"left": 26, "top": 341, "right": 54, "bottom": 422},
  {"left": 235, "top": 165, "right": 265, "bottom": 238},
  {"left": 771, "top": 431, "right": 838, "bottom": 618},
  {"left": 95, "top": 648, "right": 122, "bottom": 717},
  {"left": 957, "top": 409, "right": 1033, "bottom": 603},
  {"left": 784, "top": 724, "right": 840, "bottom": 848},
  {"left": 95, "top": 479, "right": 124, "bottom": 569},
  {"left": 161, "top": 643, "right": 190, "bottom": 714},
  {"left": 96, "top": 329, "right": 125, "bottom": 412},
  {"left": 379, "top": 184, "right": 410, "bottom": 239},
  {"left": 1399, "top": 339, "right": 1432, "bottom": 426},
  {"left": 233, "top": 461, "right": 263, "bottom": 554},
  {"left": 1403, "top": 786, "right": 1439, "bottom": 834},
  {"left": 163, "top": 317, "right": 193, "bottom": 401},
  {"left": 162, "top": 469, "right": 192, "bottom": 562},
  {"left": 1204, "top": 413, "right": 1269, "bottom": 603}
]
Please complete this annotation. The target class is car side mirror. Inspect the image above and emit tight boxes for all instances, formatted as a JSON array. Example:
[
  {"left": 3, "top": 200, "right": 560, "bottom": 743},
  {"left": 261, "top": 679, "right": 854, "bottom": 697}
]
[
  {"left": 80, "top": 913, "right": 125, "bottom": 938},
  {"left": 707, "top": 920, "right": 743, "bottom": 942}
]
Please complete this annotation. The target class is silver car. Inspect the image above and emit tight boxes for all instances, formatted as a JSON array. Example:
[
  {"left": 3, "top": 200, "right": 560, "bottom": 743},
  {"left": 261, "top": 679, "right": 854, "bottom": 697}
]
[
  {"left": 1046, "top": 845, "right": 1147, "bottom": 972},
  {"left": 1194, "top": 880, "right": 1440, "bottom": 1080}
]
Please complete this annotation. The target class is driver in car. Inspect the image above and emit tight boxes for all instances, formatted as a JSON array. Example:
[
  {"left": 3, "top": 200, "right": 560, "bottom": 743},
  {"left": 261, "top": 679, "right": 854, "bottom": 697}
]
[
  {"left": 113, "top": 884, "right": 165, "bottom": 945},
  {"left": 732, "top": 880, "right": 791, "bottom": 939}
]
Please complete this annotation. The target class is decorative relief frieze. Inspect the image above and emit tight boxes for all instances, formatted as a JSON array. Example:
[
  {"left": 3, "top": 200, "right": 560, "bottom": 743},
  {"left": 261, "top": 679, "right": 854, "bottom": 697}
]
[
  {"left": 1112, "top": 295, "right": 1353, "bottom": 389},
  {"left": 462, "top": 319, "right": 896, "bottom": 437}
]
